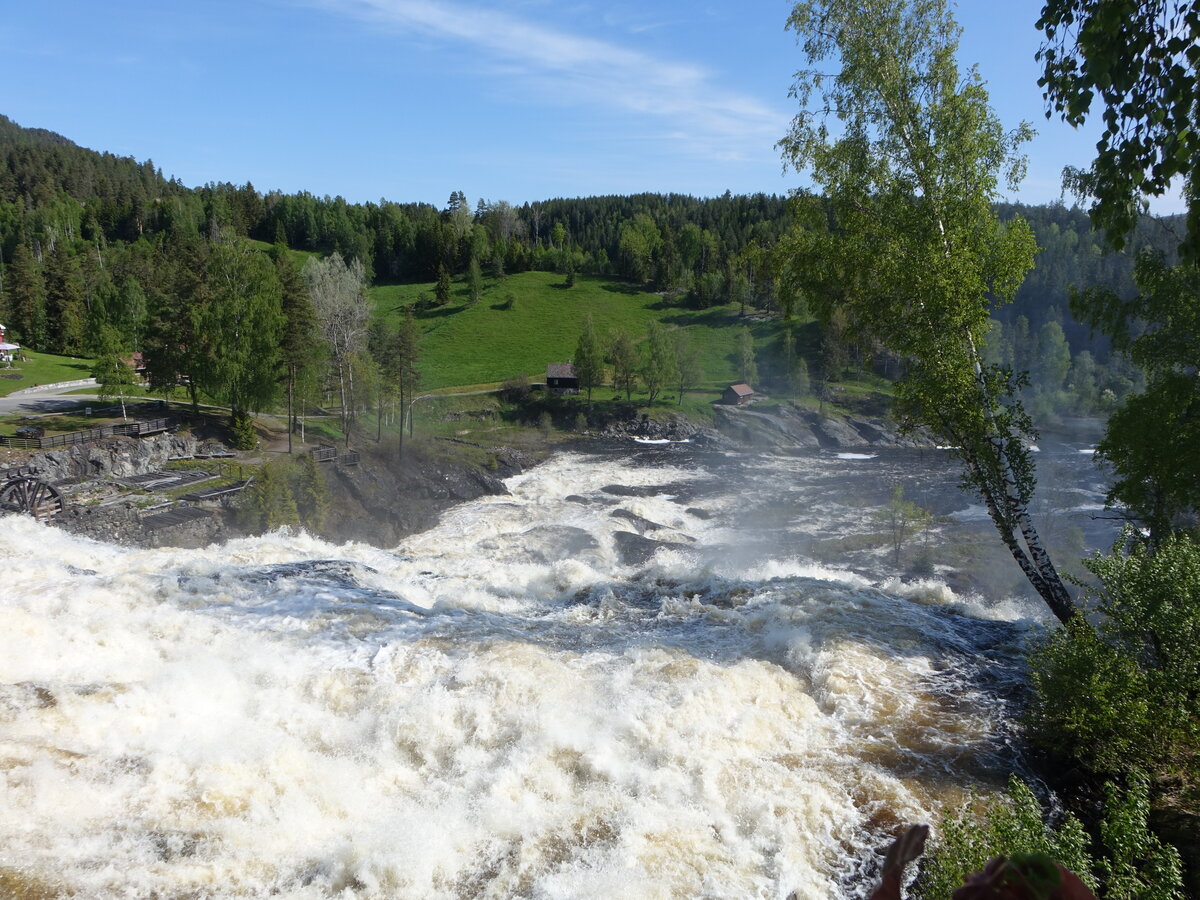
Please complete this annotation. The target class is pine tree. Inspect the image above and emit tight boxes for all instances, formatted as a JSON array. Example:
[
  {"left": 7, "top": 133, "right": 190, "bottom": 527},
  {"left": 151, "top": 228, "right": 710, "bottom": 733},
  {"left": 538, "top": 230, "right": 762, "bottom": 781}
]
[
  {"left": 8, "top": 243, "right": 48, "bottom": 349},
  {"left": 435, "top": 263, "right": 452, "bottom": 305},
  {"left": 467, "top": 255, "right": 482, "bottom": 305},
  {"left": 44, "top": 242, "right": 86, "bottom": 355}
]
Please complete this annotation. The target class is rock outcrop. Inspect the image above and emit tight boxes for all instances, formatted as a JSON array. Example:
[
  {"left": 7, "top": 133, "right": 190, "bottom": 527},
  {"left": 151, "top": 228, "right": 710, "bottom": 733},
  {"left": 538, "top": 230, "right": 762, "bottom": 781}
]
[
  {"left": 28, "top": 433, "right": 218, "bottom": 483},
  {"left": 710, "top": 401, "right": 933, "bottom": 451}
]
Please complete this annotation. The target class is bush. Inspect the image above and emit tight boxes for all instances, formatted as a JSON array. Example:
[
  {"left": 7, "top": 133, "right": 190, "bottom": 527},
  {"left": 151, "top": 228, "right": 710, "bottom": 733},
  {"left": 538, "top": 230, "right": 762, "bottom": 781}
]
[
  {"left": 230, "top": 411, "right": 258, "bottom": 450},
  {"left": 244, "top": 456, "right": 329, "bottom": 534},
  {"left": 247, "top": 460, "right": 298, "bottom": 531},
  {"left": 1028, "top": 534, "right": 1200, "bottom": 806},
  {"left": 291, "top": 454, "right": 329, "bottom": 531},
  {"left": 1096, "top": 778, "right": 1184, "bottom": 900},
  {"left": 913, "top": 777, "right": 1096, "bottom": 899},
  {"left": 915, "top": 777, "right": 1182, "bottom": 899},
  {"left": 501, "top": 373, "right": 530, "bottom": 403}
]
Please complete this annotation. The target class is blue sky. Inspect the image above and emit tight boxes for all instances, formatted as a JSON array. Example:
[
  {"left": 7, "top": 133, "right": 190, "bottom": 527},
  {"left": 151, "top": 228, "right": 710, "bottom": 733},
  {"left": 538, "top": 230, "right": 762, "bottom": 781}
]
[{"left": 1, "top": 1, "right": 1183, "bottom": 212}]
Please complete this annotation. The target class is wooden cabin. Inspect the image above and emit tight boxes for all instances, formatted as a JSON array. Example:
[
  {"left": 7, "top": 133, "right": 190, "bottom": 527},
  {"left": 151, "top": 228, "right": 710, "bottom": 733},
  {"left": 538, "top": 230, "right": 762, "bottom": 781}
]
[
  {"left": 722, "top": 383, "right": 755, "bottom": 405},
  {"left": 546, "top": 362, "right": 579, "bottom": 393}
]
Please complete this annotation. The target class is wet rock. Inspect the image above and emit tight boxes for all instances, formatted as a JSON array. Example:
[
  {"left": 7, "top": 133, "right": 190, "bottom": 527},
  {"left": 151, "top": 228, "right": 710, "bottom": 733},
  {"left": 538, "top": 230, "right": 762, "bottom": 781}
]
[
  {"left": 610, "top": 509, "right": 696, "bottom": 542},
  {"left": 512, "top": 524, "right": 600, "bottom": 563},
  {"left": 612, "top": 531, "right": 693, "bottom": 566},
  {"left": 711, "top": 401, "right": 934, "bottom": 451},
  {"left": 601, "top": 484, "right": 663, "bottom": 498},
  {"left": 712, "top": 403, "right": 823, "bottom": 449},
  {"left": 610, "top": 508, "right": 666, "bottom": 534}
]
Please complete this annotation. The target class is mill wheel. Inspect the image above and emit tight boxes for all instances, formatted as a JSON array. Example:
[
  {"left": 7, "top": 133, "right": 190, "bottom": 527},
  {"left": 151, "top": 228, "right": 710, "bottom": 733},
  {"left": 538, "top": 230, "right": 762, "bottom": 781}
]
[{"left": 0, "top": 477, "right": 64, "bottom": 521}]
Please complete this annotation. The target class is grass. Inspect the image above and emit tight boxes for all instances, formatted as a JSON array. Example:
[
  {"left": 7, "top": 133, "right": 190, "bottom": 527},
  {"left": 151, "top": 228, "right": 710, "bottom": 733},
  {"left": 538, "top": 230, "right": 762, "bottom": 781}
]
[
  {"left": 245, "top": 239, "right": 320, "bottom": 270},
  {"left": 0, "top": 409, "right": 124, "bottom": 433},
  {"left": 369, "top": 271, "right": 793, "bottom": 393},
  {"left": 0, "top": 351, "right": 95, "bottom": 397}
]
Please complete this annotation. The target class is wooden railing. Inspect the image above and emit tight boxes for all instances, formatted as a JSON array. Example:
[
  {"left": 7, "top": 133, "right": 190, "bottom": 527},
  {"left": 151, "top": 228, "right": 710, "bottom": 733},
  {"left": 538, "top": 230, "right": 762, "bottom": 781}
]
[
  {"left": 310, "top": 446, "right": 360, "bottom": 466},
  {"left": 0, "top": 418, "right": 176, "bottom": 449}
]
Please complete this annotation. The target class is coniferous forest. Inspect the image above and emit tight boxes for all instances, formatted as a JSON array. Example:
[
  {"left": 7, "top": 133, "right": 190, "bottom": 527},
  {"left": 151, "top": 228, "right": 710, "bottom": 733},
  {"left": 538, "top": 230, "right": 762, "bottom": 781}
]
[{"left": 0, "top": 110, "right": 1183, "bottom": 428}]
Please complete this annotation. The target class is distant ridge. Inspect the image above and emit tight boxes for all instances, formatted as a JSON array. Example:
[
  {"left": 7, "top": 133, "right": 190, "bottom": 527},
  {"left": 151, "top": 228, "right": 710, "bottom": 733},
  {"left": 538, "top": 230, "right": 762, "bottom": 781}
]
[{"left": 0, "top": 114, "right": 78, "bottom": 149}]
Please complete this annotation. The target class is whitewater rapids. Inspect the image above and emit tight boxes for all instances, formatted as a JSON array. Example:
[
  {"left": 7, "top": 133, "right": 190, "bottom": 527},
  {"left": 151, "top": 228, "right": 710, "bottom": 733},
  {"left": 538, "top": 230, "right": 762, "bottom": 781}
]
[{"left": 0, "top": 448, "right": 1053, "bottom": 899}]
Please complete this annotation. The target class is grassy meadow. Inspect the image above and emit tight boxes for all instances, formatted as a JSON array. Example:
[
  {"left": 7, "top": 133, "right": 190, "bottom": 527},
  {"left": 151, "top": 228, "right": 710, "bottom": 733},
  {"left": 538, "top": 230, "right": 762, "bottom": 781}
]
[
  {"left": 369, "top": 270, "right": 810, "bottom": 400},
  {"left": 0, "top": 351, "right": 95, "bottom": 397}
]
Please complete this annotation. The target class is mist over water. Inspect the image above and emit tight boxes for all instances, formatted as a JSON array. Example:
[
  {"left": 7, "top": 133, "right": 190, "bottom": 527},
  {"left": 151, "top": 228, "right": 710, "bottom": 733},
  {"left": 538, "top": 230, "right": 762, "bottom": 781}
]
[{"left": 0, "top": 439, "right": 1110, "bottom": 898}]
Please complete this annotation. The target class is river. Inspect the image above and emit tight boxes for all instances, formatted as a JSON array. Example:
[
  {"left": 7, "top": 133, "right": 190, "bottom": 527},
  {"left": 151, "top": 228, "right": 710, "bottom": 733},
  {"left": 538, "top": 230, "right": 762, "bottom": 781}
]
[{"left": 0, "top": 434, "right": 1112, "bottom": 898}]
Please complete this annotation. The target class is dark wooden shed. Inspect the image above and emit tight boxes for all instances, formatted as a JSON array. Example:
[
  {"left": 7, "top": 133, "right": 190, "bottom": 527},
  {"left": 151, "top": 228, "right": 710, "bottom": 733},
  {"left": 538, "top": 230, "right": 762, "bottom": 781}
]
[{"left": 547, "top": 362, "right": 579, "bottom": 393}]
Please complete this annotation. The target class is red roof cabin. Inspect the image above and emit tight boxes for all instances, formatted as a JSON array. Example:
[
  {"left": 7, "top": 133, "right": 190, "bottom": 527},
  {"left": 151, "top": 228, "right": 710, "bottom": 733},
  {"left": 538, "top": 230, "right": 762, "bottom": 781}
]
[{"left": 722, "top": 383, "right": 756, "bottom": 405}]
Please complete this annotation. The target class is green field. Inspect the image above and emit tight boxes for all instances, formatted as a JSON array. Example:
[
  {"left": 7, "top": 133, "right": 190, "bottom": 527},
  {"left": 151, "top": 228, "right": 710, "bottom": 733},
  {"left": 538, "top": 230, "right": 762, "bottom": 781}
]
[
  {"left": 0, "top": 351, "right": 95, "bottom": 397},
  {"left": 370, "top": 270, "right": 802, "bottom": 395}
]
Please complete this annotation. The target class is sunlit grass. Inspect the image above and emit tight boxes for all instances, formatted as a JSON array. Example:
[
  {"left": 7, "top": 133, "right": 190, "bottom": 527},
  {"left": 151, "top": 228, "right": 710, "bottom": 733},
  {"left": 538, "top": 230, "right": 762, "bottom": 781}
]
[
  {"left": 0, "top": 351, "right": 95, "bottom": 397},
  {"left": 369, "top": 271, "right": 788, "bottom": 392}
]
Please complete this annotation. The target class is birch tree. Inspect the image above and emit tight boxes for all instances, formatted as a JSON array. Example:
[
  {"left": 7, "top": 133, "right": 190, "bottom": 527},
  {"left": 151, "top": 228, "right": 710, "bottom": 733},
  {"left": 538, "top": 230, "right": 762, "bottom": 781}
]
[
  {"left": 303, "top": 252, "right": 370, "bottom": 444},
  {"left": 781, "top": 0, "right": 1077, "bottom": 623},
  {"left": 273, "top": 244, "right": 320, "bottom": 454},
  {"left": 574, "top": 314, "right": 605, "bottom": 403},
  {"left": 197, "top": 239, "right": 284, "bottom": 448}
]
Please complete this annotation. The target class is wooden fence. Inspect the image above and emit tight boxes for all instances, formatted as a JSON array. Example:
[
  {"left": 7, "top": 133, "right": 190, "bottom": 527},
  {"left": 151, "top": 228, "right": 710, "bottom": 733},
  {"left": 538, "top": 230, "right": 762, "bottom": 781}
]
[
  {"left": 310, "top": 446, "right": 359, "bottom": 466},
  {"left": 0, "top": 417, "right": 175, "bottom": 449}
]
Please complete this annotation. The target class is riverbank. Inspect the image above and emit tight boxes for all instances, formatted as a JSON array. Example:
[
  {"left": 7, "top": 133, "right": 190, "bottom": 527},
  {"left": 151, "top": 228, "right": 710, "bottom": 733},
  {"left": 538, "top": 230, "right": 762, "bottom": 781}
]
[{"left": 10, "top": 393, "right": 935, "bottom": 551}]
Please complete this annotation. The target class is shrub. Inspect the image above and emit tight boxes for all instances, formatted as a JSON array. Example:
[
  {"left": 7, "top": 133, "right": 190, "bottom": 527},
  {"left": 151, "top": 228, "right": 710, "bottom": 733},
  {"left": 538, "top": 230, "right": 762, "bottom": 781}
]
[
  {"left": 290, "top": 455, "right": 329, "bottom": 531},
  {"left": 244, "top": 457, "right": 328, "bottom": 534},
  {"left": 915, "top": 777, "right": 1182, "bottom": 898},
  {"left": 913, "top": 777, "right": 1096, "bottom": 899},
  {"left": 230, "top": 411, "right": 258, "bottom": 450},
  {"left": 1028, "top": 534, "right": 1200, "bottom": 807},
  {"left": 500, "top": 373, "right": 530, "bottom": 403},
  {"left": 1096, "top": 778, "right": 1184, "bottom": 900},
  {"left": 248, "top": 460, "right": 299, "bottom": 531}
]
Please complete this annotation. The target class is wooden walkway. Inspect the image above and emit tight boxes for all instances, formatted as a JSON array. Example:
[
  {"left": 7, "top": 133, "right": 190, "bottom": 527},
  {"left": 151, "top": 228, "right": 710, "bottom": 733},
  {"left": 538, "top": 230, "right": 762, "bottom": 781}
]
[
  {"left": 180, "top": 479, "right": 251, "bottom": 502},
  {"left": 141, "top": 506, "right": 213, "bottom": 531},
  {"left": 120, "top": 470, "right": 217, "bottom": 491}
]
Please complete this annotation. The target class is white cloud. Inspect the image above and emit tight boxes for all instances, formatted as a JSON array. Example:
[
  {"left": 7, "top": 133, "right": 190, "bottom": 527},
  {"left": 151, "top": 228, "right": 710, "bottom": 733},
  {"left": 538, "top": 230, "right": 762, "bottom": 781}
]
[{"left": 303, "top": 0, "right": 788, "bottom": 160}]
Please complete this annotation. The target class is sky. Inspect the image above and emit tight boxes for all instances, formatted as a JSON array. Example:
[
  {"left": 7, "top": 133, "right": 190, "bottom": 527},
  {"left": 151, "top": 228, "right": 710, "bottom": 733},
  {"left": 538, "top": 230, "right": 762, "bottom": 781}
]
[{"left": 0, "top": 0, "right": 1184, "bottom": 213}]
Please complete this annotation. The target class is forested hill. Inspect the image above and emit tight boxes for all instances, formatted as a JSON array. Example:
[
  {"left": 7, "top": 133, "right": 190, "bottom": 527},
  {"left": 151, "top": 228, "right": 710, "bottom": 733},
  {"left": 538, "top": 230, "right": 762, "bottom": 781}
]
[{"left": 0, "top": 112, "right": 1181, "bottom": 369}]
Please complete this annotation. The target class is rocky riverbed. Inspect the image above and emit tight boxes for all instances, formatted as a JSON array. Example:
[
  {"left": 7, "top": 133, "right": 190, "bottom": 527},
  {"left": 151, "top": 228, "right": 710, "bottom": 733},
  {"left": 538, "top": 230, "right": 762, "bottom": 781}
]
[
  {"left": 602, "top": 398, "right": 932, "bottom": 451},
  {"left": 9, "top": 400, "right": 930, "bottom": 550}
]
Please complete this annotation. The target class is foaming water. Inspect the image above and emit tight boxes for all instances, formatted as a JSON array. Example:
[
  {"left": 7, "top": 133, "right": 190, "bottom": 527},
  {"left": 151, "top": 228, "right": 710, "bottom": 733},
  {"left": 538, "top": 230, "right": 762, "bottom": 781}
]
[{"left": 0, "top": 449, "right": 1059, "bottom": 898}]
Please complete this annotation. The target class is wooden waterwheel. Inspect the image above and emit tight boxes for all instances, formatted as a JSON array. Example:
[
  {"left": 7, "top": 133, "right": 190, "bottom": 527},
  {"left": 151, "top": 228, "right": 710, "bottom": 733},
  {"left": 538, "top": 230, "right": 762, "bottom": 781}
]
[{"left": 0, "top": 476, "right": 64, "bottom": 521}]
